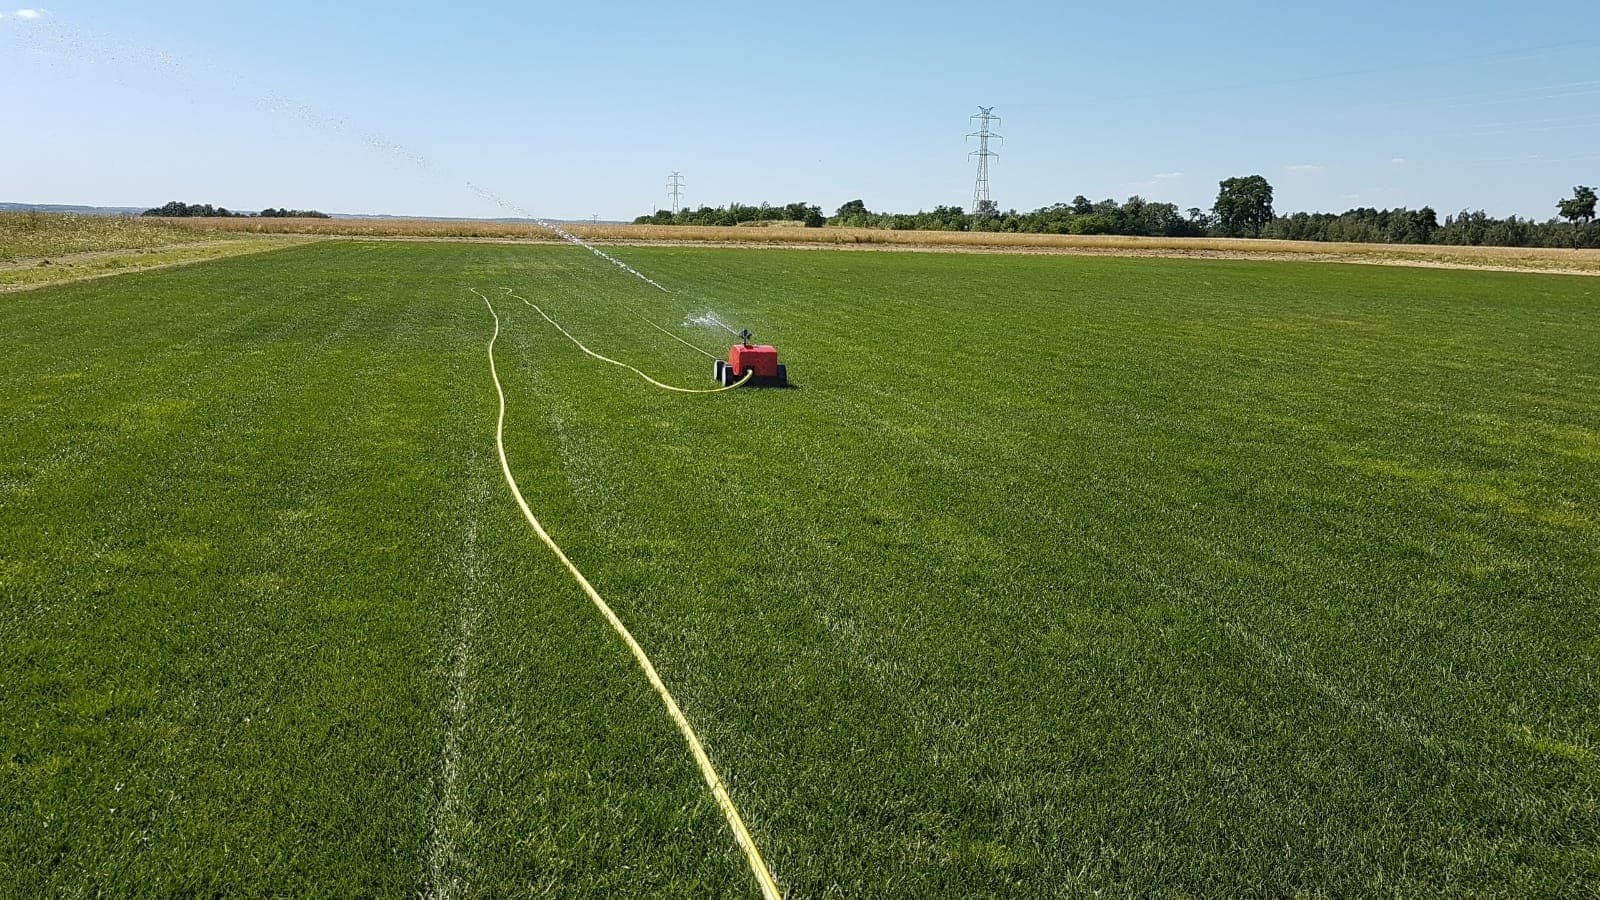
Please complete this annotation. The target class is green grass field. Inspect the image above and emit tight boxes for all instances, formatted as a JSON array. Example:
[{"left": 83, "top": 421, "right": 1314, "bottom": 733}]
[{"left": 3, "top": 241, "right": 1598, "bottom": 897}]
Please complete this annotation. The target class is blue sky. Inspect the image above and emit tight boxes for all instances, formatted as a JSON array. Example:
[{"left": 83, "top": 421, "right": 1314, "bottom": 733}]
[{"left": 5, "top": 1, "right": 1598, "bottom": 220}]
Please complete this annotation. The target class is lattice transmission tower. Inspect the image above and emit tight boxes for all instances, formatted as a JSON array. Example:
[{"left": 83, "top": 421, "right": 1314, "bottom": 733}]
[
  {"left": 967, "top": 107, "right": 1002, "bottom": 217},
  {"left": 666, "top": 171, "right": 685, "bottom": 214}
]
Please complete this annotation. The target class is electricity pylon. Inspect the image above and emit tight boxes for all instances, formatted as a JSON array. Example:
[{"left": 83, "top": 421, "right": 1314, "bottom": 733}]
[
  {"left": 667, "top": 172, "right": 685, "bottom": 214},
  {"left": 967, "top": 107, "right": 1002, "bottom": 217}
]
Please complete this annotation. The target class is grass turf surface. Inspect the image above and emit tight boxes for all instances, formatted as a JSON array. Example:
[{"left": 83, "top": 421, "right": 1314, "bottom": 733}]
[{"left": 3, "top": 241, "right": 1598, "bottom": 896}]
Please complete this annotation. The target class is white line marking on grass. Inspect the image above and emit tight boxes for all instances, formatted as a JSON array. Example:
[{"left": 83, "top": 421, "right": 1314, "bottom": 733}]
[
  {"left": 423, "top": 511, "right": 484, "bottom": 900},
  {"left": 1124, "top": 556, "right": 1438, "bottom": 744},
  {"left": 481, "top": 288, "right": 749, "bottom": 394},
  {"left": 1218, "top": 619, "right": 1434, "bottom": 742},
  {"left": 478, "top": 294, "right": 783, "bottom": 900}
]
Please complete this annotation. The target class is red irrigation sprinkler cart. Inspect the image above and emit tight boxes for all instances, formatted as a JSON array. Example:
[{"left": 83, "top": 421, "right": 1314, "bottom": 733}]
[{"left": 714, "top": 329, "right": 788, "bottom": 387}]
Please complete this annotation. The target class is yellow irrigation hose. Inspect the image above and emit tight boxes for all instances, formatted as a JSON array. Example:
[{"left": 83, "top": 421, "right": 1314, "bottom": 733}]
[
  {"left": 480, "top": 288, "right": 750, "bottom": 393},
  {"left": 478, "top": 295, "right": 783, "bottom": 900}
]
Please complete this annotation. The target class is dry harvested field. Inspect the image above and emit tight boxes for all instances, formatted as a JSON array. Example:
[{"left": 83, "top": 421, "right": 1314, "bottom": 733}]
[
  {"left": 0, "top": 213, "right": 312, "bottom": 292},
  {"left": 166, "top": 215, "right": 1600, "bottom": 275}
]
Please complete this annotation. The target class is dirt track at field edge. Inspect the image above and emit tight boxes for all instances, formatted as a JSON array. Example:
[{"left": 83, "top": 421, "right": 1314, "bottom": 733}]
[
  {"left": 7, "top": 231, "right": 1596, "bottom": 285},
  {"left": 0, "top": 238, "right": 316, "bottom": 293},
  {"left": 290, "top": 233, "right": 1600, "bottom": 277}
]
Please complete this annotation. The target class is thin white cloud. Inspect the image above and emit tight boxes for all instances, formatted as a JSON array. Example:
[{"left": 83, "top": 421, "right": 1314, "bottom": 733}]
[
  {"left": 1152, "top": 171, "right": 1184, "bottom": 181},
  {"left": 15, "top": 8, "right": 44, "bottom": 19},
  {"left": 1391, "top": 157, "right": 1407, "bottom": 166},
  {"left": 1285, "top": 163, "right": 1326, "bottom": 174}
]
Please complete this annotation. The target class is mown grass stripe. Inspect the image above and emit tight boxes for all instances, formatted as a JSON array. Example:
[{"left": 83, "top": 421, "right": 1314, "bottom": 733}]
[{"left": 479, "top": 293, "right": 783, "bottom": 899}]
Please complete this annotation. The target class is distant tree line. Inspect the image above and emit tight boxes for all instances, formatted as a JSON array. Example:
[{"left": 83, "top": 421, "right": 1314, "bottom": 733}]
[
  {"left": 257, "top": 207, "right": 332, "bottom": 218},
  {"left": 634, "top": 180, "right": 1599, "bottom": 249},
  {"left": 142, "top": 201, "right": 246, "bottom": 218},
  {"left": 832, "top": 200, "right": 1017, "bottom": 232},
  {"left": 141, "top": 201, "right": 330, "bottom": 219},
  {"left": 634, "top": 201, "right": 824, "bottom": 227},
  {"left": 1263, "top": 188, "right": 1597, "bottom": 248},
  {"left": 839, "top": 198, "right": 1216, "bottom": 236}
]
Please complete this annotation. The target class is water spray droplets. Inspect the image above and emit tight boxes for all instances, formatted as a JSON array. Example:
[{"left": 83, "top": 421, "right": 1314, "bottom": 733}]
[
  {"left": 14, "top": 10, "right": 744, "bottom": 330},
  {"left": 685, "top": 313, "right": 741, "bottom": 336},
  {"left": 465, "top": 182, "right": 670, "bottom": 292}
]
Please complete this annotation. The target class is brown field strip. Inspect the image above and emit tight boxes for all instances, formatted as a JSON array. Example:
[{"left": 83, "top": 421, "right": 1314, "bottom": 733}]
[
  {"left": 0, "top": 237, "right": 317, "bottom": 293},
  {"left": 159, "top": 217, "right": 1600, "bottom": 276}
]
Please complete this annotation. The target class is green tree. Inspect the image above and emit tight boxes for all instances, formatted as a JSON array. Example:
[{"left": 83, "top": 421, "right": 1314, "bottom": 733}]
[
  {"left": 1213, "top": 175, "right": 1275, "bottom": 237},
  {"left": 1413, "top": 206, "right": 1440, "bottom": 243},
  {"left": 1558, "top": 185, "right": 1596, "bottom": 226}
]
